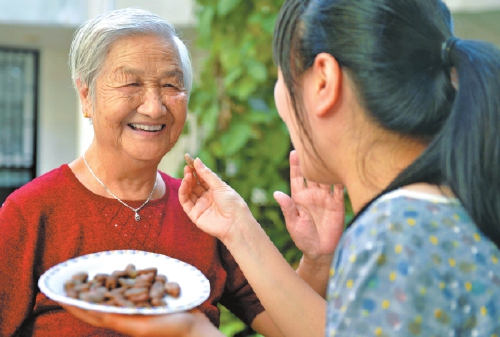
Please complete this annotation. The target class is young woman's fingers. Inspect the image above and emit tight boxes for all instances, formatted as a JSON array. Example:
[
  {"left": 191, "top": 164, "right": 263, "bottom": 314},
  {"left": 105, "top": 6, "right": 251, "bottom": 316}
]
[
  {"left": 182, "top": 165, "right": 199, "bottom": 189},
  {"left": 192, "top": 184, "right": 207, "bottom": 198},
  {"left": 193, "top": 158, "right": 224, "bottom": 191},
  {"left": 304, "top": 179, "right": 322, "bottom": 190},
  {"left": 179, "top": 172, "right": 197, "bottom": 211},
  {"left": 319, "top": 183, "right": 331, "bottom": 192},
  {"left": 274, "top": 191, "right": 299, "bottom": 229},
  {"left": 189, "top": 193, "right": 198, "bottom": 204},
  {"left": 332, "top": 184, "right": 344, "bottom": 201},
  {"left": 289, "top": 150, "right": 306, "bottom": 193}
]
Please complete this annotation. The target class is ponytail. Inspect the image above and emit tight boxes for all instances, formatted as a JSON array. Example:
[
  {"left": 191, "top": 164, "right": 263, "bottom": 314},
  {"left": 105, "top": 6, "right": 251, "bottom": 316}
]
[
  {"left": 386, "top": 39, "right": 500, "bottom": 246},
  {"left": 440, "top": 39, "right": 500, "bottom": 245}
]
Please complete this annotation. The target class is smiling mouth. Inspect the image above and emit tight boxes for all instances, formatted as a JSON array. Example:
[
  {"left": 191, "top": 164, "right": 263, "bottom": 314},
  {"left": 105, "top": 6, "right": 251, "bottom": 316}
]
[{"left": 129, "top": 123, "right": 166, "bottom": 132}]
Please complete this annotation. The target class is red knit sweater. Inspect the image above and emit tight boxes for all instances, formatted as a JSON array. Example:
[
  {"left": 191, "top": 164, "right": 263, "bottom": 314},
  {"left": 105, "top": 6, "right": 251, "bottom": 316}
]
[{"left": 0, "top": 165, "right": 263, "bottom": 336}]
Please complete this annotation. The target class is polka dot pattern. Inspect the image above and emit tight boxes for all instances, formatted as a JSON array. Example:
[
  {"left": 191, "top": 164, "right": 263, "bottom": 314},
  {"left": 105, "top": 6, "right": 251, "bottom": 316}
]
[{"left": 326, "top": 190, "right": 500, "bottom": 336}]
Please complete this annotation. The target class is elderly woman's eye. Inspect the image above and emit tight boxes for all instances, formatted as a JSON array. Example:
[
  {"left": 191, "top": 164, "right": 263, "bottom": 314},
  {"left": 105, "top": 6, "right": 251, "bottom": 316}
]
[{"left": 128, "top": 83, "right": 140, "bottom": 87}]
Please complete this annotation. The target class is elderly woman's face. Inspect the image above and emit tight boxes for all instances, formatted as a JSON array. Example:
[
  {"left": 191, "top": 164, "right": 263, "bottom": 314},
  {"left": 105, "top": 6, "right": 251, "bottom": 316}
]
[{"left": 86, "top": 34, "right": 188, "bottom": 162}]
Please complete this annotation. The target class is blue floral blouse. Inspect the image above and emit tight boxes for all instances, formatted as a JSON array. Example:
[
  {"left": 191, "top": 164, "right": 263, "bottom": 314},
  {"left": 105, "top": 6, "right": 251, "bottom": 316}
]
[{"left": 326, "top": 189, "right": 500, "bottom": 337}]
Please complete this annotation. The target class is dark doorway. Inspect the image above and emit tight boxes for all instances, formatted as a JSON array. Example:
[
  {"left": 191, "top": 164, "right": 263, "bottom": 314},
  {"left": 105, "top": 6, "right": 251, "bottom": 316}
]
[{"left": 0, "top": 48, "right": 38, "bottom": 205}]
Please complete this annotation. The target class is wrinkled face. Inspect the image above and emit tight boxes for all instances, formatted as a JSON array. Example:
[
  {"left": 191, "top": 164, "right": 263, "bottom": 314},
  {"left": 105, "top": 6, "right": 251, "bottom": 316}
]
[{"left": 87, "top": 34, "right": 188, "bottom": 162}]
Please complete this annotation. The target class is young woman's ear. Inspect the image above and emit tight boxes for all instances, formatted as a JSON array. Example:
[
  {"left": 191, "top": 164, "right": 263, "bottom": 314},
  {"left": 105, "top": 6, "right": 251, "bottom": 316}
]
[
  {"left": 76, "top": 79, "right": 92, "bottom": 118},
  {"left": 310, "top": 53, "right": 342, "bottom": 117}
]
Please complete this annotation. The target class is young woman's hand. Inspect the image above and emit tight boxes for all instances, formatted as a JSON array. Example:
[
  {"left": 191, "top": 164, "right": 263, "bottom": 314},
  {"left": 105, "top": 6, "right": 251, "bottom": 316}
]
[
  {"left": 179, "top": 158, "right": 257, "bottom": 245},
  {"left": 273, "top": 151, "right": 345, "bottom": 296},
  {"left": 274, "top": 150, "right": 345, "bottom": 262},
  {"left": 60, "top": 304, "right": 223, "bottom": 337}
]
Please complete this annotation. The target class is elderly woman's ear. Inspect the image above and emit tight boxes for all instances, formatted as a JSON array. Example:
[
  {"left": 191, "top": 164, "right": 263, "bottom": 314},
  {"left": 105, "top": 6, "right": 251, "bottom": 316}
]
[{"left": 76, "top": 79, "right": 92, "bottom": 119}]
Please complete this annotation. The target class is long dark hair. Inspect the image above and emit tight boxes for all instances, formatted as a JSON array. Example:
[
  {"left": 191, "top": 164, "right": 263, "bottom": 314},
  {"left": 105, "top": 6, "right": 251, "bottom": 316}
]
[{"left": 273, "top": 0, "right": 500, "bottom": 246}]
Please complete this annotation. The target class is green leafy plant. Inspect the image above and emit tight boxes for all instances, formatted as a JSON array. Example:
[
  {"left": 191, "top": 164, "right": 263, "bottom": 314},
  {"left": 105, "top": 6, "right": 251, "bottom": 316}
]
[
  {"left": 190, "top": 0, "right": 298, "bottom": 265},
  {"left": 190, "top": 1, "right": 294, "bottom": 335},
  {"left": 189, "top": 1, "right": 354, "bottom": 335}
]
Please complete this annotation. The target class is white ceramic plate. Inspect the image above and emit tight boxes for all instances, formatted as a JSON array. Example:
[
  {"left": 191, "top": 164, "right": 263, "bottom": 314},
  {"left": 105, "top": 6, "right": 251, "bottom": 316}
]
[{"left": 38, "top": 250, "right": 210, "bottom": 315}]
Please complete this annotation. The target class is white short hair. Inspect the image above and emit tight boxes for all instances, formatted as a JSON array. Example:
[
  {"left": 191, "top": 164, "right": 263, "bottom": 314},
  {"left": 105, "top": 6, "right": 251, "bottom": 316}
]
[{"left": 69, "top": 8, "right": 193, "bottom": 100}]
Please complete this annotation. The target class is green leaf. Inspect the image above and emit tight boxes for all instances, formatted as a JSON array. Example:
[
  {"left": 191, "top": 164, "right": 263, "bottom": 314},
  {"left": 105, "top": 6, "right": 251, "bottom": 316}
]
[
  {"left": 219, "top": 122, "right": 254, "bottom": 156},
  {"left": 220, "top": 48, "right": 241, "bottom": 70},
  {"left": 231, "top": 77, "right": 258, "bottom": 100},
  {"left": 218, "top": 305, "right": 246, "bottom": 336},
  {"left": 217, "top": 0, "right": 242, "bottom": 16},
  {"left": 258, "top": 125, "right": 290, "bottom": 162},
  {"left": 198, "top": 103, "right": 220, "bottom": 137},
  {"left": 196, "top": 5, "right": 215, "bottom": 42},
  {"left": 261, "top": 14, "right": 278, "bottom": 34},
  {"left": 247, "top": 59, "right": 268, "bottom": 82},
  {"left": 224, "top": 67, "right": 244, "bottom": 87},
  {"left": 245, "top": 110, "right": 274, "bottom": 123},
  {"left": 198, "top": 149, "right": 217, "bottom": 170}
]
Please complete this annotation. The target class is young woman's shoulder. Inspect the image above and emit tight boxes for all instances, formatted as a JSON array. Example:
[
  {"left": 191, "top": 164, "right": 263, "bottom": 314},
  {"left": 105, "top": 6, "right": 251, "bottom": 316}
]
[
  {"left": 352, "top": 187, "right": 480, "bottom": 251},
  {"left": 327, "top": 188, "right": 500, "bottom": 335},
  {"left": 339, "top": 187, "right": 499, "bottom": 279}
]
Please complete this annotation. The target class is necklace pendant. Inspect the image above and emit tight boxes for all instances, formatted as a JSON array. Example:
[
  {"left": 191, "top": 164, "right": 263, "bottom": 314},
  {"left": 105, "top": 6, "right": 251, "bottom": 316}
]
[{"left": 83, "top": 153, "right": 157, "bottom": 223}]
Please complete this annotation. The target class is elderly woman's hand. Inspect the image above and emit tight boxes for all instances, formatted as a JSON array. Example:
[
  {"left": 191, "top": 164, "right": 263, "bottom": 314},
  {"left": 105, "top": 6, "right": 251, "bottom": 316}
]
[
  {"left": 59, "top": 304, "right": 223, "bottom": 337},
  {"left": 179, "top": 158, "right": 257, "bottom": 244}
]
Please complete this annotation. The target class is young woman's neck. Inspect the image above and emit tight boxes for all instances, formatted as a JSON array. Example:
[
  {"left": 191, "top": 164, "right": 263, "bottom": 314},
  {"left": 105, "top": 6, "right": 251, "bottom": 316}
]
[{"left": 344, "top": 132, "right": 427, "bottom": 214}]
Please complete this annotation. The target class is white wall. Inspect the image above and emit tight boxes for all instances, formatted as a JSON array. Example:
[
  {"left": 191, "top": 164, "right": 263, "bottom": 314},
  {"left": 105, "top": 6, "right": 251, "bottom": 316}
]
[
  {"left": 114, "top": 0, "right": 196, "bottom": 27},
  {"left": 0, "top": 0, "right": 86, "bottom": 26},
  {"left": 38, "top": 47, "right": 79, "bottom": 174},
  {"left": 445, "top": 0, "right": 500, "bottom": 11},
  {"left": 0, "top": 0, "right": 196, "bottom": 27},
  {"left": 0, "top": 24, "right": 79, "bottom": 176}
]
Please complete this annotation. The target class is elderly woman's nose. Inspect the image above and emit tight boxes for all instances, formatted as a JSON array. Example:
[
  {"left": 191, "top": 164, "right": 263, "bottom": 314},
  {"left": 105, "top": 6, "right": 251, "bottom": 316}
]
[{"left": 137, "top": 89, "right": 165, "bottom": 118}]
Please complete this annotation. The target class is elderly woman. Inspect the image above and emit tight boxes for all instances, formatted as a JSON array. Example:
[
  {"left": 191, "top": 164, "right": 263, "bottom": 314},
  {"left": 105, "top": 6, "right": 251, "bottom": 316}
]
[{"left": 0, "top": 8, "right": 282, "bottom": 337}]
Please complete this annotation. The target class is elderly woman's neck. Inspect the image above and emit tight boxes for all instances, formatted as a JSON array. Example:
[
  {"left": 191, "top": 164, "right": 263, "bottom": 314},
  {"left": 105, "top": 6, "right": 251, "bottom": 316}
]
[{"left": 73, "top": 146, "right": 162, "bottom": 201}]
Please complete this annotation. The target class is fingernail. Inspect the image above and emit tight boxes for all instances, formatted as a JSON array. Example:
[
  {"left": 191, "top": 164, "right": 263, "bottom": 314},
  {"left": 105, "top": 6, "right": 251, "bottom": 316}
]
[{"left": 195, "top": 158, "right": 205, "bottom": 168}]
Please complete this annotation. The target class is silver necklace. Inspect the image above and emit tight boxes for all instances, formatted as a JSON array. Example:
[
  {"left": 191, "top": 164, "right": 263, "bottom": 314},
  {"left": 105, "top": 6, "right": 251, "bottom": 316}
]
[{"left": 82, "top": 153, "right": 157, "bottom": 222}]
